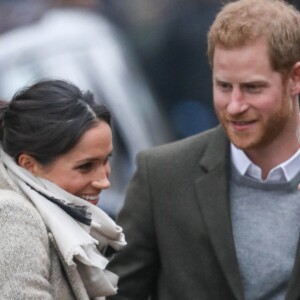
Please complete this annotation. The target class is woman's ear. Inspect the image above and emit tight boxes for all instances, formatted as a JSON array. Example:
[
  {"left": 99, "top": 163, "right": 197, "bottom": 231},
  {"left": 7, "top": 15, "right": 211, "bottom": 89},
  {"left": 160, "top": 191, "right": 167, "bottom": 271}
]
[
  {"left": 18, "top": 153, "right": 39, "bottom": 175},
  {"left": 290, "top": 62, "right": 300, "bottom": 95}
]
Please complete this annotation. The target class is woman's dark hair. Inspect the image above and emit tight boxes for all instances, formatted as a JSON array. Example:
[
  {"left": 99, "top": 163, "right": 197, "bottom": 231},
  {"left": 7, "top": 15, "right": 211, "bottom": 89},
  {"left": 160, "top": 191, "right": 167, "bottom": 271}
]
[{"left": 0, "top": 79, "right": 111, "bottom": 165}]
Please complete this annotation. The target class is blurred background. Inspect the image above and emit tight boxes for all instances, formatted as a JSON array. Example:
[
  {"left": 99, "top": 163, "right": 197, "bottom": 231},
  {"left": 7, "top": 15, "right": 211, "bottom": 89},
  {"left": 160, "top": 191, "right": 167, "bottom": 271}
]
[{"left": 0, "top": 0, "right": 299, "bottom": 218}]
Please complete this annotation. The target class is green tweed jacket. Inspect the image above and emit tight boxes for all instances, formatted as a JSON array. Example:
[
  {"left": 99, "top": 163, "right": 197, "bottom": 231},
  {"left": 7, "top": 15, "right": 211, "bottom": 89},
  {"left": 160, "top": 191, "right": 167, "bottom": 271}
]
[{"left": 108, "top": 125, "right": 300, "bottom": 300}]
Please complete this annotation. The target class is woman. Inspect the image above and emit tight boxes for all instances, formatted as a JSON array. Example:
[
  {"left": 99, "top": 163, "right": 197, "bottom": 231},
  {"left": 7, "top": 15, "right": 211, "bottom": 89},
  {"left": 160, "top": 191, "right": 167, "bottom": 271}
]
[{"left": 0, "top": 79, "right": 126, "bottom": 299}]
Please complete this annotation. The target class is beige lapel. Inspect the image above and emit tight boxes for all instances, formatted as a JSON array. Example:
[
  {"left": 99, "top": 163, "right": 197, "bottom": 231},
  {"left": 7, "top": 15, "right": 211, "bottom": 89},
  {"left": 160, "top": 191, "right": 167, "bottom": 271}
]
[{"left": 48, "top": 233, "right": 90, "bottom": 300}]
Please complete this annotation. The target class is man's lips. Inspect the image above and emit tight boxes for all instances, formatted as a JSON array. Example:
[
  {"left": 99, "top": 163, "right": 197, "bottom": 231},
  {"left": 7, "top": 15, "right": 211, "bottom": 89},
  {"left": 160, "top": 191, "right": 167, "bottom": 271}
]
[{"left": 229, "top": 120, "right": 256, "bottom": 131}]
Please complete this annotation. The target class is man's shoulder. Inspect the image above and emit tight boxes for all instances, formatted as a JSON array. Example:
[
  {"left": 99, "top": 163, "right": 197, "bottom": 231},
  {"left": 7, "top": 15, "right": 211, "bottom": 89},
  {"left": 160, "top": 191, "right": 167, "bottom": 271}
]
[{"left": 141, "top": 125, "right": 226, "bottom": 159}]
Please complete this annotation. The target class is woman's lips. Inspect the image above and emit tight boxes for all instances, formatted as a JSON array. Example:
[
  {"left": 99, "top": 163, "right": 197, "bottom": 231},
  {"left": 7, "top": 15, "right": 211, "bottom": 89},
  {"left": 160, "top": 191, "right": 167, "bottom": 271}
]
[{"left": 80, "top": 194, "right": 100, "bottom": 205}]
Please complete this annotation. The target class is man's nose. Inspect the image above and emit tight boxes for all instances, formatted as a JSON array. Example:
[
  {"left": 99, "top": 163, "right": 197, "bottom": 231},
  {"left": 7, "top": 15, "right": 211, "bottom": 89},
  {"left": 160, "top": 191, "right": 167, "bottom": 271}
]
[{"left": 227, "top": 88, "right": 249, "bottom": 115}]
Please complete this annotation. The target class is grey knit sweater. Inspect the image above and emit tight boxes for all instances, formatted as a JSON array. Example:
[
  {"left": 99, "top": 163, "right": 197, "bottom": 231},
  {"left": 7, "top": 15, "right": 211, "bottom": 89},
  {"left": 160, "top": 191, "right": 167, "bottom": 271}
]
[{"left": 230, "top": 165, "right": 300, "bottom": 300}]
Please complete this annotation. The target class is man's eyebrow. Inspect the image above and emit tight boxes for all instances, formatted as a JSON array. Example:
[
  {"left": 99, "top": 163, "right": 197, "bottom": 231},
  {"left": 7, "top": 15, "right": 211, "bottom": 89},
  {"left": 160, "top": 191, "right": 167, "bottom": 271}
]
[{"left": 241, "top": 81, "right": 268, "bottom": 86}]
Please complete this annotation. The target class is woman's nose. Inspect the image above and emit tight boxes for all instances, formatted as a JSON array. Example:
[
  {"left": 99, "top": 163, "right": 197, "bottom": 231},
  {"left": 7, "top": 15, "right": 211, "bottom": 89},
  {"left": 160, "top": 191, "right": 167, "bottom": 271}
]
[
  {"left": 91, "top": 178, "right": 111, "bottom": 190},
  {"left": 92, "top": 162, "right": 111, "bottom": 190}
]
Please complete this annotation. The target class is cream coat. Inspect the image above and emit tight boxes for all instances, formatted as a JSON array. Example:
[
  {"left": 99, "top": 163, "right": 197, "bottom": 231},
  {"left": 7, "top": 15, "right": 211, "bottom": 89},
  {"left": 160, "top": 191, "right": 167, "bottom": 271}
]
[{"left": 0, "top": 161, "right": 90, "bottom": 299}]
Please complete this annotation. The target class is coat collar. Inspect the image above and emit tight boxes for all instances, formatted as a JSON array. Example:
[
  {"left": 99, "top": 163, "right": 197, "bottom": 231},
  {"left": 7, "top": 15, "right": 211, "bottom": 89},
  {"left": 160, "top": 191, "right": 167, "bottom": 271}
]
[{"left": 194, "top": 126, "right": 244, "bottom": 300}]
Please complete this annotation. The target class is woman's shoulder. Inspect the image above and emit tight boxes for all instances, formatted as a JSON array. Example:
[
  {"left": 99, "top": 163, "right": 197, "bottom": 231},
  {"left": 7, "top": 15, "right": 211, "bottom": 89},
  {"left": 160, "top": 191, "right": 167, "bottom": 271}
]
[
  {"left": 0, "top": 189, "right": 31, "bottom": 206},
  {"left": 0, "top": 160, "right": 41, "bottom": 219},
  {"left": 0, "top": 160, "right": 48, "bottom": 241},
  {"left": 0, "top": 188, "right": 31, "bottom": 206},
  {"left": 0, "top": 189, "right": 48, "bottom": 236}
]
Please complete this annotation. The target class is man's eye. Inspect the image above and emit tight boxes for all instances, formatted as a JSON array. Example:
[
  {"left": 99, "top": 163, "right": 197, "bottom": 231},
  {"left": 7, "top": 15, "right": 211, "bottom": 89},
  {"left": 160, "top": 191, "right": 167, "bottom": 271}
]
[
  {"left": 217, "top": 81, "right": 231, "bottom": 91},
  {"left": 245, "top": 85, "right": 263, "bottom": 93}
]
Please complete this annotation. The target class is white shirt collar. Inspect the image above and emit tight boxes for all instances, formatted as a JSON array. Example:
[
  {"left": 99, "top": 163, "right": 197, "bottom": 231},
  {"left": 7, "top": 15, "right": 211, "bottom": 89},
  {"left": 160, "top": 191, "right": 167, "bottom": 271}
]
[{"left": 231, "top": 143, "right": 300, "bottom": 182}]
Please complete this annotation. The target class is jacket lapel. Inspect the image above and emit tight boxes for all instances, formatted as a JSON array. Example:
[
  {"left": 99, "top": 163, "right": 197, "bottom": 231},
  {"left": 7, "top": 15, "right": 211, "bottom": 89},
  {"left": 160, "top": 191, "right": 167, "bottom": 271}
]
[
  {"left": 194, "top": 126, "right": 244, "bottom": 300},
  {"left": 48, "top": 233, "right": 90, "bottom": 300}
]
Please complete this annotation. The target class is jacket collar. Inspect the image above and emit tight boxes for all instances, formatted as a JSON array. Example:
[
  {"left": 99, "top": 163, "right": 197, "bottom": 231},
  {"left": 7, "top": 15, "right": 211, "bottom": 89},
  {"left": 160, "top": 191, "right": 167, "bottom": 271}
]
[{"left": 194, "top": 126, "right": 244, "bottom": 300}]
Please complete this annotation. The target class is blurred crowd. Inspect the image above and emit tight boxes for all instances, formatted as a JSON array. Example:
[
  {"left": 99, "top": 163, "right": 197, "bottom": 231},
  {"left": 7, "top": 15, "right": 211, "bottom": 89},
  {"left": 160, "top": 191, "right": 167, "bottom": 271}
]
[
  {"left": 0, "top": 0, "right": 299, "bottom": 218},
  {"left": 0, "top": 0, "right": 222, "bottom": 138}
]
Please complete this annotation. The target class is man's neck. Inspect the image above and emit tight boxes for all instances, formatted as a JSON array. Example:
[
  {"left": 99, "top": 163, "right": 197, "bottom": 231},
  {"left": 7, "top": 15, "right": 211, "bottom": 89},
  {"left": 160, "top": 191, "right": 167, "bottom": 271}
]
[{"left": 245, "top": 141, "right": 300, "bottom": 180}]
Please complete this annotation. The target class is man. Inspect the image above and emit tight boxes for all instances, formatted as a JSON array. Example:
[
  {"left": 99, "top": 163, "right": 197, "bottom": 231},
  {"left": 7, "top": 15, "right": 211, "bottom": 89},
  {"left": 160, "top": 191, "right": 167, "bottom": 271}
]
[{"left": 107, "top": 0, "right": 300, "bottom": 299}]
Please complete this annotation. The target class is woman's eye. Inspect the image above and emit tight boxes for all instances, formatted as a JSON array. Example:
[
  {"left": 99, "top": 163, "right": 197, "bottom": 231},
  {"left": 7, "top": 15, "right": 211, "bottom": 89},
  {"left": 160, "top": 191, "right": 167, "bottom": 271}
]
[
  {"left": 78, "top": 162, "right": 93, "bottom": 172},
  {"left": 104, "top": 154, "right": 112, "bottom": 165}
]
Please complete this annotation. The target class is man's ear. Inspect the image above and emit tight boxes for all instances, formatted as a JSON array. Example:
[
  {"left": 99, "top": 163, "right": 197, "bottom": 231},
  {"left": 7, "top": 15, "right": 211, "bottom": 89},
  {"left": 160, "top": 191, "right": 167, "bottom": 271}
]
[
  {"left": 18, "top": 153, "right": 40, "bottom": 176},
  {"left": 290, "top": 61, "right": 300, "bottom": 95}
]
